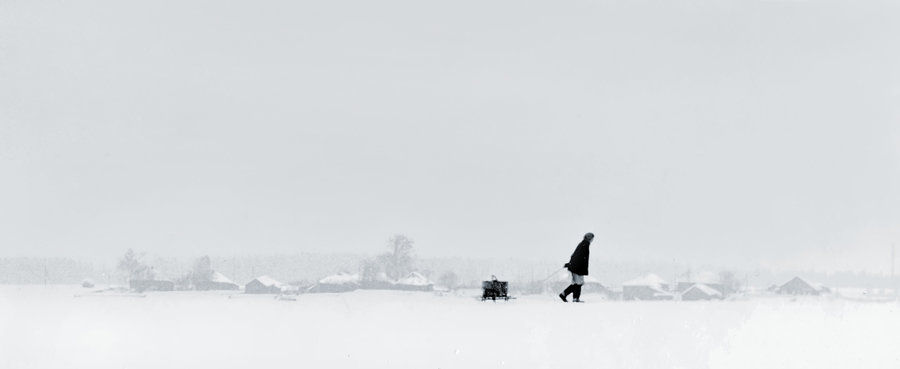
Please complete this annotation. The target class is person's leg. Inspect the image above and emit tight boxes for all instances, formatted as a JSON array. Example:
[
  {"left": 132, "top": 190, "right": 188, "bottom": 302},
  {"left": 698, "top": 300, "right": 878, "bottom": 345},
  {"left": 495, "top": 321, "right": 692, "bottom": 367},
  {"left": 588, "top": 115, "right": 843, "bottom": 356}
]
[
  {"left": 572, "top": 274, "right": 585, "bottom": 301},
  {"left": 559, "top": 285, "right": 571, "bottom": 302},
  {"left": 567, "top": 272, "right": 580, "bottom": 296}
]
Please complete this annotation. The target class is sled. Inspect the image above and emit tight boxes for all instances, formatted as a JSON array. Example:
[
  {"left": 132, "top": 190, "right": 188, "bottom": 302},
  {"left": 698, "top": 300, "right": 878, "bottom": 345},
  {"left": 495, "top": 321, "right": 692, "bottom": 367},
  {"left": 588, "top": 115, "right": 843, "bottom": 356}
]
[{"left": 481, "top": 280, "right": 510, "bottom": 301}]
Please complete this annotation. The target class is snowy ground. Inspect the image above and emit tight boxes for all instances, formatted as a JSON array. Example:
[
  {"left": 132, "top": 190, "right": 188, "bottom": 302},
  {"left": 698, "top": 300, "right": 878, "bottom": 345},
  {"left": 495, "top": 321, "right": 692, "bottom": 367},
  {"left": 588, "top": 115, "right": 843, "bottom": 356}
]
[{"left": 1, "top": 286, "right": 899, "bottom": 369}]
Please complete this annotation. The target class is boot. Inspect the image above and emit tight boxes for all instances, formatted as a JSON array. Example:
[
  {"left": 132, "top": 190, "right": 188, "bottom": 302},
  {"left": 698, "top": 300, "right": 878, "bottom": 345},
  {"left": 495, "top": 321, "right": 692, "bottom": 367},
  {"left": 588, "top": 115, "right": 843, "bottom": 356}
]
[
  {"left": 560, "top": 284, "right": 576, "bottom": 302},
  {"left": 573, "top": 285, "right": 583, "bottom": 302}
]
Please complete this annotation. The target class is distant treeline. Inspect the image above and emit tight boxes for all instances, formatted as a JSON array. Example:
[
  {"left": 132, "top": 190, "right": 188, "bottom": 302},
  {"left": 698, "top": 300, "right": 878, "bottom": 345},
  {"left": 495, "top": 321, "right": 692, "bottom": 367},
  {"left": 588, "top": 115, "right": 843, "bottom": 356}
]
[
  {"left": 0, "top": 257, "right": 99, "bottom": 284},
  {"left": 1, "top": 255, "right": 897, "bottom": 289}
]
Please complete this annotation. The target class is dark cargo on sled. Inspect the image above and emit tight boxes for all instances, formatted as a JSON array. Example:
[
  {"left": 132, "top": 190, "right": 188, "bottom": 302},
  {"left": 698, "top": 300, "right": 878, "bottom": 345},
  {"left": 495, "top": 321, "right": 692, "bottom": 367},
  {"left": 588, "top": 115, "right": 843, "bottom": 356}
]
[{"left": 482, "top": 279, "right": 510, "bottom": 301}]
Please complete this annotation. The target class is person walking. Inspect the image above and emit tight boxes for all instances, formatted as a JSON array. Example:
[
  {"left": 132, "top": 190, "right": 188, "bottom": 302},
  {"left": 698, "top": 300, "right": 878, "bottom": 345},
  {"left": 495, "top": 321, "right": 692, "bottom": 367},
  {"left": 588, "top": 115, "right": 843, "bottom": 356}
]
[{"left": 559, "top": 232, "right": 593, "bottom": 302}]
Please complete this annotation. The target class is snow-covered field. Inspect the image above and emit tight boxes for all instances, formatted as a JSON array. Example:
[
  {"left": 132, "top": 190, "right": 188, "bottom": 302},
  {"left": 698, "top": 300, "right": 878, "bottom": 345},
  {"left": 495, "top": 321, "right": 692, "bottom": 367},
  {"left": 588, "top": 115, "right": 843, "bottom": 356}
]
[{"left": 1, "top": 286, "right": 898, "bottom": 369}]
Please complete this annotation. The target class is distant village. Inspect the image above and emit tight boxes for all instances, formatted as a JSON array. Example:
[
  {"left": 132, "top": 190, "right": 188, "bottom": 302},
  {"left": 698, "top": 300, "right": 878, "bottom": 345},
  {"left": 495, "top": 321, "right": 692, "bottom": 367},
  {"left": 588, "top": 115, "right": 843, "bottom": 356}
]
[
  {"left": 81, "top": 235, "right": 879, "bottom": 301},
  {"left": 116, "top": 260, "right": 838, "bottom": 302},
  {"left": 2, "top": 235, "right": 896, "bottom": 301}
]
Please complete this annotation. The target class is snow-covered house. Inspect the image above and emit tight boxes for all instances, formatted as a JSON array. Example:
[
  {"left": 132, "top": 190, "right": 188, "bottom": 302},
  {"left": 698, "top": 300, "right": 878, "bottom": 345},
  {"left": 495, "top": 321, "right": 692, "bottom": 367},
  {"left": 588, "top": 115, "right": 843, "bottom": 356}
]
[
  {"left": 245, "top": 276, "right": 287, "bottom": 294},
  {"left": 676, "top": 271, "right": 724, "bottom": 295},
  {"left": 777, "top": 277, "right": 830, "bottom": 296},
  {"left": 195, "top": 271, "right": 239, "bottom": 291},
  {"left": 393, "top": 272, "right": 434, "bottom": 292},
  {"left": 622, "top": 274, "right": 673, "bottom": 300},
  {"left": 360, "top": 271, "right": 395, "bottom": 290},
  {"left": 681, "top": 284, "right": 723, "bottom": 301},
  {"left": 309, "top": 272, "right": 360, "bottom": 293}
]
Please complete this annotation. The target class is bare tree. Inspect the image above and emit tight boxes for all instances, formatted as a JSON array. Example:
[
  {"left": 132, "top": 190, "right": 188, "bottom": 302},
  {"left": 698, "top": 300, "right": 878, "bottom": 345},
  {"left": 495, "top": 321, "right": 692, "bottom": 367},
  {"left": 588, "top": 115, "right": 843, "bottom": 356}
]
[
  {"left": 360, "top": 258, "right": 383, "bottom": 282},
  {"left": 384, "top": 234, "right": 415, "bottom": 280},
  {"left": 117, "top": 249, "right": 150, "bottom": 281},
  {"left": 190, "top": 255, "right": 214, "bottom": 286},
  {"left": 720, "top": 270, "right": 740, "bottom": 296}
]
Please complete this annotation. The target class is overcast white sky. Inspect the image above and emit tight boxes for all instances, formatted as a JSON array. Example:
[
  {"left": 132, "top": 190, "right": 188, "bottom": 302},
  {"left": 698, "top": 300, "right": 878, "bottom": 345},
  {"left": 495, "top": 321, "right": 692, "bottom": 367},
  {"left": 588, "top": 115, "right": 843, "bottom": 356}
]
[{"left": 1, "top": 0, "right": 899, "bottom": 272}]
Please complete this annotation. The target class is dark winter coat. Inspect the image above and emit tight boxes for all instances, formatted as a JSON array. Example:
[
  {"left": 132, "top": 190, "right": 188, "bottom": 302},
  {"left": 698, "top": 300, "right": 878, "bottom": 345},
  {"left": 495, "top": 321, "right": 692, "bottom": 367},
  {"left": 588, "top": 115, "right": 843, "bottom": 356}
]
[{"left": 567, "top": 240, "right": 591, "bottom": 276}]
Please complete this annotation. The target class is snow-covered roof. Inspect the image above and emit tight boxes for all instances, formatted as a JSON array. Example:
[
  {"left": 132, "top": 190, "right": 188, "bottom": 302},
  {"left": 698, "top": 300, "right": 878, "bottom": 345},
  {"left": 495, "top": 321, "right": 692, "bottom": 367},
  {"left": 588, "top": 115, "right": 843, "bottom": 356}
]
[
  {"left": 788, "top": 276, "right": 828, "bottom": 292},
  {"left": 684, "top": 283, "right": 722, "bottom": 296},
  {"left": 652, "top": 290, "right": 674, "bottom": 298},
  {"left": 210, "top": 271, "right": 236, "bottom": 285},
  {"left": 319, "top": 273, "right": 360, "bottom": 285},
  {"left": 623, "top": 274, "right": 668, "bottom": 287},
  {"left": 252, "top": 275, "right": 286, "bottom": 288},
  {"left": 397, "top": 272, "right": 432, "bottom": 286}
]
